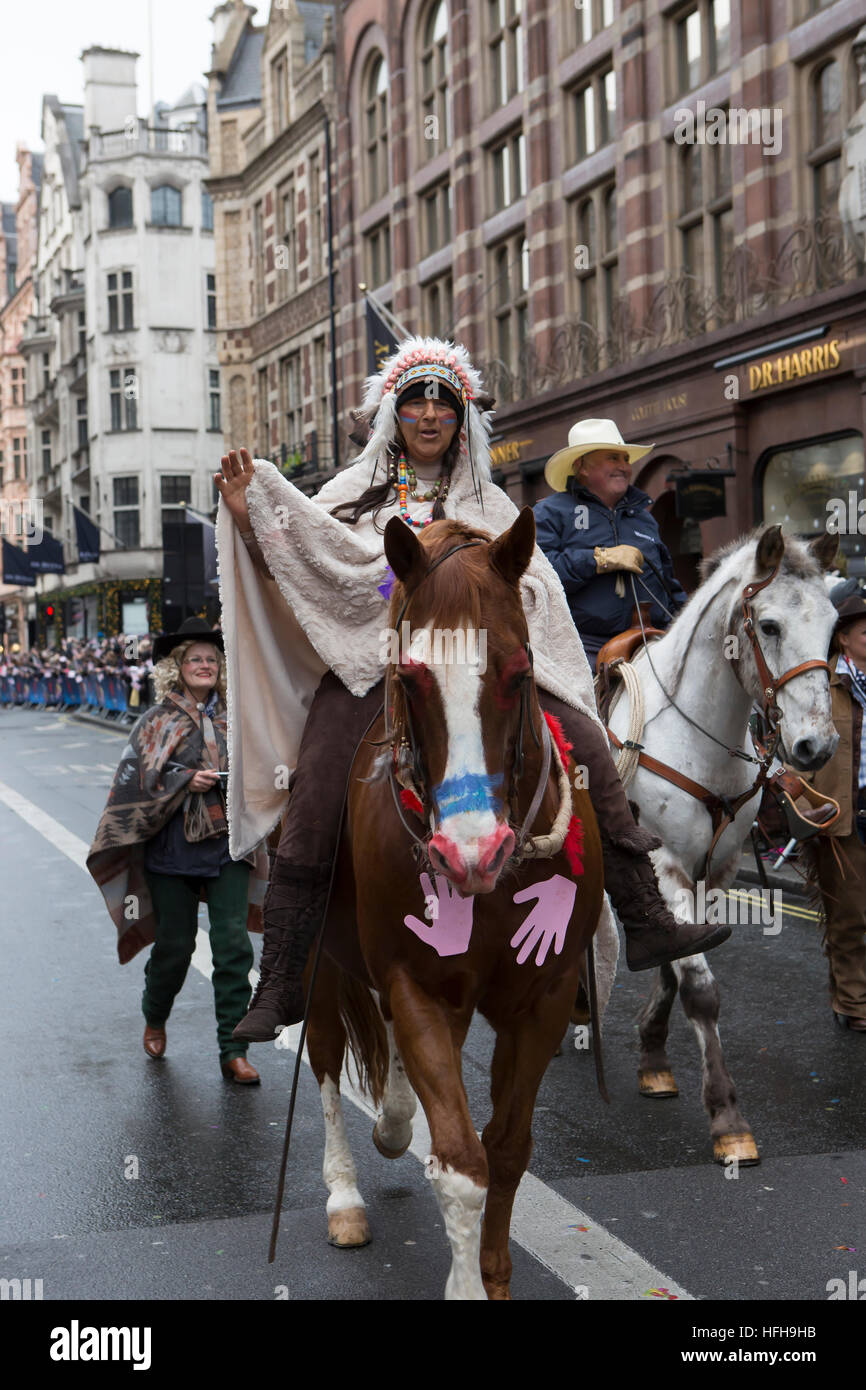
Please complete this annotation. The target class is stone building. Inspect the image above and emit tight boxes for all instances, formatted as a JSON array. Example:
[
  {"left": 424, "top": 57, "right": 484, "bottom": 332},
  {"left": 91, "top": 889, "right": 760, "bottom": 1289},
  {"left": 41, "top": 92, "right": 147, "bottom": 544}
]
[
  {"left": 19, "top": 48, "right": 219, "bottom": 642},
  {"left": 205, "top": 0, "right": 338, "bottom": 488},
  {"left": 0, "top": 146, "right": 42, "bottom": 650},
  {"left": 334, "top": 0, "right": 866, "bottom": 586}
]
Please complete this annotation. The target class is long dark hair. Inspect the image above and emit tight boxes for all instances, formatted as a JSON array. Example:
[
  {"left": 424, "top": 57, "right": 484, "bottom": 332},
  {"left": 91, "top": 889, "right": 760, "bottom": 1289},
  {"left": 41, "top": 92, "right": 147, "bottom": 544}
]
[{"left": 330, "top": 430, "right": 462, "bottom": 532}]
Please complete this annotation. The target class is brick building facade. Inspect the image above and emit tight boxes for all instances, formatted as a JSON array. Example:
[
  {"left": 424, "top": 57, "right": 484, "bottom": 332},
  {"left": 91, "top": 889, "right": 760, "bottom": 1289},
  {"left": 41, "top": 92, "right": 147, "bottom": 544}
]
[
  {"left": 334, "top": 0, "right": 866, "bottom": 586},
  {"left": 0, "top": 147, "right": 42, "bottom": 649},
  {"left": 205, "top": 0, "right": 339, "bottom": 487}
]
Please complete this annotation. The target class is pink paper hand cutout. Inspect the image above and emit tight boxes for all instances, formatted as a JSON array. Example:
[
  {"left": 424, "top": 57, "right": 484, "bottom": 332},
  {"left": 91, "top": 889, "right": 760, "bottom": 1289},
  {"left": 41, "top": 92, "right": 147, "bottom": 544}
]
[
  {"left": 404, "top": 872, "right": 475, "bottom": 957},
  {"left": 510, "top": 874, "right": 577, "bottom": 966}
]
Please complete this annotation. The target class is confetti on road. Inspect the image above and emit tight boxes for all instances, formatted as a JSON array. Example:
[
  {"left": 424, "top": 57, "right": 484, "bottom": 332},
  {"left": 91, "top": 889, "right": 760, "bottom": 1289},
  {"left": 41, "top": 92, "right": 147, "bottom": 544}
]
[
  {"left": 841, "top": 1177, "right": 848, "bottom": 1183},
  {"left": 567, "top": 1225, "right": 590, "bottom": 1232},
  {"left": 644, "top": 1287, "right": 678, "bottom": 1300},
  {"left": 575, "top": 1157, "right": 590, "bottom": 1163},
  {"left": 834, "top": 1245, "right": 856, "bottom": 1252}
]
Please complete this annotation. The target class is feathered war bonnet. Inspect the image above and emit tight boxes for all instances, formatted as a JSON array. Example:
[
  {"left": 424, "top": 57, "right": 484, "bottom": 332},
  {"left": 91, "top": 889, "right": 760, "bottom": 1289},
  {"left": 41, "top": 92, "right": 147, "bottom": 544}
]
[{"left": 352, "top": 336, "right": 494, "bottom": 509}]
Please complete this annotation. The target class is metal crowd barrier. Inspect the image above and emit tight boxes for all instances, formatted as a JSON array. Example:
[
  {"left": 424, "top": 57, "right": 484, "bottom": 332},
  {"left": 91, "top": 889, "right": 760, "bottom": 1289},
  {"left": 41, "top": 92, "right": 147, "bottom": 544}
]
[{"left": 0, "top": 671, "right": 135, "bottom": 720}]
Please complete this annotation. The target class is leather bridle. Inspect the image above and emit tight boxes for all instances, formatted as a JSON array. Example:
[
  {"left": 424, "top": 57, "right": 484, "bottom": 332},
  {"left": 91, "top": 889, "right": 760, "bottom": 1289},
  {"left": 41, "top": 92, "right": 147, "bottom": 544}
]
[
  {"left": 382, "top": 541, "right": 551, "bottom": 859},
  {"left": 740, "top": 561, "right": 831, "bottom": 733},
  {"left": 606, "top": 561, "right": 831, "bottom": 879}
]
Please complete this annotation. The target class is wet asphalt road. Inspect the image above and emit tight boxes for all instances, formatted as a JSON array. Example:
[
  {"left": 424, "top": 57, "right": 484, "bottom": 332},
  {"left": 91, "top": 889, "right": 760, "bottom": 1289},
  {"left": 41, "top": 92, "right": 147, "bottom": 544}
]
[{"left": 0, "top": 705, "right": 864, "bottom": 1308}]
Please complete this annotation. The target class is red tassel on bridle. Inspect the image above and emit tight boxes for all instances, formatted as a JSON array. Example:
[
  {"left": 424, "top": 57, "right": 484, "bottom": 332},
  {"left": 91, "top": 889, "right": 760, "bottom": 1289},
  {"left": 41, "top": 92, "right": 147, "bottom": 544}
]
[{"left": 400, "top": 787, "right": 424, "bottom": 817}]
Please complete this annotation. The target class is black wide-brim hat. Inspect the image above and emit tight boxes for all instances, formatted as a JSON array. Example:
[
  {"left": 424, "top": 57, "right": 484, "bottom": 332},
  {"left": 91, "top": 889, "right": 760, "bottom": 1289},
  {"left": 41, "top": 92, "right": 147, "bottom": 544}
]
[
  {"left": 152, "top": 617, "right": 224, "bottom": 663},
  {"left": 833, "top": 593, "right": 866, "bottom": 633}
]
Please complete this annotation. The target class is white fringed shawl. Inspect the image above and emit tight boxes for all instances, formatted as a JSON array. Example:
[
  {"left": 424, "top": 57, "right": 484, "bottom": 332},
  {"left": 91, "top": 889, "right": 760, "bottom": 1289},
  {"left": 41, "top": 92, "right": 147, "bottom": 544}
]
[{"left": 216, "top": 455, "right": 619, "bottom": 1010}]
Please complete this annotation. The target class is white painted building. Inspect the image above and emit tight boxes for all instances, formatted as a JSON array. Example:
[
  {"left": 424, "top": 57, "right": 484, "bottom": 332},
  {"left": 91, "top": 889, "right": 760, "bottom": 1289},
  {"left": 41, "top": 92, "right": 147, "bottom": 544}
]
[{"left": 20, "top": 47, "right": 220, "bottom": 641}]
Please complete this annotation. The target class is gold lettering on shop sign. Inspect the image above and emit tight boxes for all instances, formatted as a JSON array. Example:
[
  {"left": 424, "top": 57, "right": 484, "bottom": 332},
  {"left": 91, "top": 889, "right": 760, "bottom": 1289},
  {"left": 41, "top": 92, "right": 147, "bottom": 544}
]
[
  {"left": 629, "top": 392, "right": 688, "bottom": 422},
  {"left": 490, "top": 438, "right": 533, "bottom": 466},
  {"left": 748, "top": 339, "right": 841, "bottom": 392}
]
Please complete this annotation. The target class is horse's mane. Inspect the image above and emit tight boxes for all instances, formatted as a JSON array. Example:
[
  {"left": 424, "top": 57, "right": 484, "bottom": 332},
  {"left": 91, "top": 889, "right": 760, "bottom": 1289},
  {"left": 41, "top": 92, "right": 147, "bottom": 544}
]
[{"left": 699, "top": 527, "right": 820, "bottom": 584}]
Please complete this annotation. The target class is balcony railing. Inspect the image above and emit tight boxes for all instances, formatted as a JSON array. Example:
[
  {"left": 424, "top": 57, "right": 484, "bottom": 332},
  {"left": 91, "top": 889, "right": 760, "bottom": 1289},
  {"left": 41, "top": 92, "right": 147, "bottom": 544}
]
[
  {"left": 480, "top": 213, "right": 866, "bottom": 406},
  {"left": 87, "top": 124, "right": 208, "bottom": 160}
]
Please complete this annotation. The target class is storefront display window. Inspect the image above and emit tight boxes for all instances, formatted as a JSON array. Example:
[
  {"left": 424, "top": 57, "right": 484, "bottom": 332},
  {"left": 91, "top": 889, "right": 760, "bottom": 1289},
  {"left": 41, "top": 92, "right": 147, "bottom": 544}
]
[{"left": 758, "top": 432, "right": 865, "bottom": 577}]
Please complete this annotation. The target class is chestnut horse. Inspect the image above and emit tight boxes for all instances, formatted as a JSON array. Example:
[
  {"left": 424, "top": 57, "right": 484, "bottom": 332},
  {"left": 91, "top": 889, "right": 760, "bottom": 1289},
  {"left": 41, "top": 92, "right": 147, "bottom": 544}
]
[{"left": 302, "top": 509, "right": 603, "bottom": 1300}]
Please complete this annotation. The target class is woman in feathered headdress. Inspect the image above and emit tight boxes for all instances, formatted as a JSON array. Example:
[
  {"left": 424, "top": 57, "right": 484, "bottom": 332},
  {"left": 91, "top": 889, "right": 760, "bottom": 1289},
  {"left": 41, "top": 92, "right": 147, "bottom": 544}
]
[{"left": 215, "top": 337, "right": 728, "bottom": 1042}]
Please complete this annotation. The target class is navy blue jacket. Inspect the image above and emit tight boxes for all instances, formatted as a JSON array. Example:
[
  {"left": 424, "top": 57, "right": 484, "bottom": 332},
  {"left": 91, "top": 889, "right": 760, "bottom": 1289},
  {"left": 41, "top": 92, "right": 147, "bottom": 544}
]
[{"left": 533, "top": 478, "right": 687, "bottom": 665}]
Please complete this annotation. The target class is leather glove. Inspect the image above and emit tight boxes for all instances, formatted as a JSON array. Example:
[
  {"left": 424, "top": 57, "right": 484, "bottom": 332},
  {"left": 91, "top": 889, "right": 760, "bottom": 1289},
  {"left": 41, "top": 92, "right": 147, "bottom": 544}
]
[{"left": 594, "top": 544, "right": 645, "bottom": 575}]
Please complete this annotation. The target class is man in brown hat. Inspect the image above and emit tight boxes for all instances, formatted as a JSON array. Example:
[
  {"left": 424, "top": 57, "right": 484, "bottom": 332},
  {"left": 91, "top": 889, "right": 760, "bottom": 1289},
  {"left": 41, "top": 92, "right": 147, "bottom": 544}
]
[{"left": 805, "top": 593, "right": 866, "bottom": 1030}]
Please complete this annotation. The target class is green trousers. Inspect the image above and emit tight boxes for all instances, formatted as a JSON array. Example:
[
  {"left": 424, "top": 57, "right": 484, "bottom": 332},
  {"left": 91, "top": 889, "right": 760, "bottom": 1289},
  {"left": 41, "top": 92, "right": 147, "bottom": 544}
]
[{"left": 143, "top": 861, "right": 254, "bottom": 1063}]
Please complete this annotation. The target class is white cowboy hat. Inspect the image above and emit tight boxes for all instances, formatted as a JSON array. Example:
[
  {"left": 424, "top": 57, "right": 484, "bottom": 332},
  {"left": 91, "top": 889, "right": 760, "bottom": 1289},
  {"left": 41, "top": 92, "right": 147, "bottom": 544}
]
[{"left": 544, "top": 418, "right": 654, "bottom": 493}]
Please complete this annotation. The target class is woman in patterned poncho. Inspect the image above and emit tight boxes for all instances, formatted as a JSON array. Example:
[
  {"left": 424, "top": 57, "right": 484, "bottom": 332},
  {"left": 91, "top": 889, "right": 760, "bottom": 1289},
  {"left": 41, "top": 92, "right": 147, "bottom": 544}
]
[{"left": 87, "top": 617, "right": 267, "bottom": 1083}]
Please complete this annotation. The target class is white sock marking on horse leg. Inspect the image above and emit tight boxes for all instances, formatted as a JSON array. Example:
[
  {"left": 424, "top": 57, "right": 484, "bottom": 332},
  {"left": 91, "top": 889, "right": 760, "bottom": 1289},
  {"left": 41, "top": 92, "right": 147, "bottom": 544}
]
[
  {"left": 432, "top": 1165, "right": 488, "bottom": 1300},
  {"left": 375, "top": 1021, "right": 417, "bottom": 1153},
  {"left": 320, "top": 1074, "right": 366, "bottom": 1215}
]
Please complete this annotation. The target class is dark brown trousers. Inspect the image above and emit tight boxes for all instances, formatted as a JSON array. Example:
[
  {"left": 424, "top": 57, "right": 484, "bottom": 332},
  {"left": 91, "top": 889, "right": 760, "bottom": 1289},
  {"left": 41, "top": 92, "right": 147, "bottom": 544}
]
[
  {"left": 815, "top": 832, "right": 866, "bottom": 1017},
  {"left": 268, "top": 671, "right": 649, "bottom": 886}
]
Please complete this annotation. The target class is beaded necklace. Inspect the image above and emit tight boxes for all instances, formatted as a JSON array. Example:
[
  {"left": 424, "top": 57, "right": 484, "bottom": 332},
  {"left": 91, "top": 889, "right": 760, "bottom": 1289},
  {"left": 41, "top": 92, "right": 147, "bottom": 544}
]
[{"left": 393, "top": 453, "right": 450, "bottom": 529}]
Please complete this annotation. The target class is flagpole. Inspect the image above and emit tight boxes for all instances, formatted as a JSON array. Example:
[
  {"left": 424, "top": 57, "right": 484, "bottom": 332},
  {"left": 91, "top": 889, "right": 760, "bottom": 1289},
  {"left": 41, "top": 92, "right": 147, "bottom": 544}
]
[
  {"left": 71, "top": 503, "right": 128, "bottom": 550},
  {"left": 360, "top": 285, "right": 410, "bottom": 341}
]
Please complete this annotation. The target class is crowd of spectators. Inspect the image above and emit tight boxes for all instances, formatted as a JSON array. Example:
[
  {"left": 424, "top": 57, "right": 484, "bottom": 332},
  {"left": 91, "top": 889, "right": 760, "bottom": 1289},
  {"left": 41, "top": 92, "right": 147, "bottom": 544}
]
[{"left": 0, "top": 635, "right": 155, "bottom": 712}]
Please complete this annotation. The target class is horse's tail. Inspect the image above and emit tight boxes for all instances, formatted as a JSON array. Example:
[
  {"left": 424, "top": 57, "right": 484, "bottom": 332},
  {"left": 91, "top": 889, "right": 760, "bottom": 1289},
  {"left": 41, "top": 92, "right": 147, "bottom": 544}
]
[{"left": 337, "top": 968, "right": 389, "bottom": 1109}]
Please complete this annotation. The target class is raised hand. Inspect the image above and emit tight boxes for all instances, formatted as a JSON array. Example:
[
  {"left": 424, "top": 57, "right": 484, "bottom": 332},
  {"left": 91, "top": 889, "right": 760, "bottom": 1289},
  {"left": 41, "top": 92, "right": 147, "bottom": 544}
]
[
  {"left": 510, "top": 874, "right": 577, "bottom": 966},
  {"left": 214, "top": 448, "right": 256, "bottom": 531},
  {"left": 404, "top": 872, "right": 475, "bottom": 957}
]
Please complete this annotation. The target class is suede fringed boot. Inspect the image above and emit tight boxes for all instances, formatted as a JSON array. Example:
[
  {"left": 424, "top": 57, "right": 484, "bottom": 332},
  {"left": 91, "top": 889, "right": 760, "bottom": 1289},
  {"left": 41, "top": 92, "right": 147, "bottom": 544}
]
[
  {"left": 232, "top": 864, "right": 332, "bottom": 1042},
  {"left": 599, "top": 829, "right": 731, "bottom": 971}
]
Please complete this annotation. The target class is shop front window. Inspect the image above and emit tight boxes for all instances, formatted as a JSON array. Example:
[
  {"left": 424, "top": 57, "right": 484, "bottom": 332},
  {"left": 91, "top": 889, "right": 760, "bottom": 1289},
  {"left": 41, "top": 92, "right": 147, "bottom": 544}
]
[{"left": 759, "top": 432, "right": 865, "bottom": 577}]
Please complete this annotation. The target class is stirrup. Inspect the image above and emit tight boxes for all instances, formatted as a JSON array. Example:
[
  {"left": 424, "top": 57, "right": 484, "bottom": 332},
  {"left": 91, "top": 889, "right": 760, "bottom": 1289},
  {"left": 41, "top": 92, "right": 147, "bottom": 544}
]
[{"left": 768, "top": 771, "right": 840, "bottom": 841}]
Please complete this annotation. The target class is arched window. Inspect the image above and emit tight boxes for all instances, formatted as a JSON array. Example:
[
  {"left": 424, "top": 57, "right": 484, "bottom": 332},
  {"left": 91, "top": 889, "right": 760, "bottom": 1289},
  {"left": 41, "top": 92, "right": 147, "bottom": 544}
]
[
  {"left": 364, "top": 55, "right": 389, "bottom": 204},
  {"left": 151, "top": 184, "right": 183, "bottom": 227},
  {"left": 420, "top": 1, "right": 450, "bottom": 156},
  {"left": 108, "top": 186, "right": 133, "bottom": 229}
]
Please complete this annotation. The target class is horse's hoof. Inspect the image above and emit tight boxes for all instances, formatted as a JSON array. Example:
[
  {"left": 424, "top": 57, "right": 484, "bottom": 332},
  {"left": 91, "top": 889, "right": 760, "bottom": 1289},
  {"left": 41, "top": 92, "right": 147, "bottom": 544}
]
[
  {"left": 638, "top": 1068, "right": 679, "bottom": 1098},
  {"left": 713, "top": 1132, "right": 760, "bottom": 1165},
  {"left": 372, "top": 1121, "right": 411, "bottom": 1160},
  {"left": 327, "top": 1207, "right": 371, "bottom": 1247}
]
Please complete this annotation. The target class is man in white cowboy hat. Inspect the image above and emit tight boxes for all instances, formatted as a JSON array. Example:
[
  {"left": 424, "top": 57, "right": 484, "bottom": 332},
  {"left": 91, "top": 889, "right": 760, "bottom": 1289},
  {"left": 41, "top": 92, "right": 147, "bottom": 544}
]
[{"left": 535, "top": 419, "right": 687, "bottom": 670}]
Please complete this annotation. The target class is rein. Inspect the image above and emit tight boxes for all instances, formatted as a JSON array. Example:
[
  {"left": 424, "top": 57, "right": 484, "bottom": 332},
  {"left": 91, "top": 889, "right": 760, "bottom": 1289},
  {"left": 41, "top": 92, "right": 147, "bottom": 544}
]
[{"left": 605, "top": 564, "right": 831, "bottom": 879}]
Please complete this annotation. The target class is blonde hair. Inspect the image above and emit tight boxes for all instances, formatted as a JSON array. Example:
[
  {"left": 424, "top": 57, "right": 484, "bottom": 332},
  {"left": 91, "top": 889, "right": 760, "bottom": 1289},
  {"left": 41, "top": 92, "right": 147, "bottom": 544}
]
[{"left": 152, "top": 638, "right": 227, "bottom": 703}]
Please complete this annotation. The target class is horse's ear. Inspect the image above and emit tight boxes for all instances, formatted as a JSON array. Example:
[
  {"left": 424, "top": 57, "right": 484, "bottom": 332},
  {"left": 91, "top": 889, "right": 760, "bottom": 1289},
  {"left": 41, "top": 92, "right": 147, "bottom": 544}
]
[
  {"left": 489, "top": 507, "right": 536, "bottom": 588},
  {"left": 755, "top": 525, "right": 785, "bottom": 572},
  {"left": 384, "top": 515, "right": 427, "bottom": 588},
  {"left": 809, "top": 530, "right": 839, "bottom": 572}
]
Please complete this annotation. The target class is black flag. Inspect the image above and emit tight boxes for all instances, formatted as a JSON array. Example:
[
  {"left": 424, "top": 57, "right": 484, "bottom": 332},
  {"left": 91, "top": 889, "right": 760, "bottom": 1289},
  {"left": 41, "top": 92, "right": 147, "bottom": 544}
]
[
  {"left": 365, "top": 297, "right": 399, "bottom": 376},
  {"left": 28, "top": 531, "right": 66, "bottom": 574},
  {"left": 73, "top": 506, "right": 100, "bottom": 564},
  {"left": 2, "top": 537, "right": 36, "bottom": 587}
]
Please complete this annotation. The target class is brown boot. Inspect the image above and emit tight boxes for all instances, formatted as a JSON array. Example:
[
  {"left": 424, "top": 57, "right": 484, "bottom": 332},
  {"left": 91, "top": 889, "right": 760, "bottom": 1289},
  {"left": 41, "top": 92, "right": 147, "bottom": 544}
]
[
  {"left": 232, "top": 865, "right": 331, "bottom": 1043},
  {"left": 601, "top": 838, "right": 732, "bottom": 972}
]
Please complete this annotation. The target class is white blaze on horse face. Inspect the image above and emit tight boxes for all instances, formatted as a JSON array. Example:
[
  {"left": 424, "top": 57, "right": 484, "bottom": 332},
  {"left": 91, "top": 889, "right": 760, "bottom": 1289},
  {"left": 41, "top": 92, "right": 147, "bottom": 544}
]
[{"left": 419, "top": 622, "right": 500, "bottom": 855}]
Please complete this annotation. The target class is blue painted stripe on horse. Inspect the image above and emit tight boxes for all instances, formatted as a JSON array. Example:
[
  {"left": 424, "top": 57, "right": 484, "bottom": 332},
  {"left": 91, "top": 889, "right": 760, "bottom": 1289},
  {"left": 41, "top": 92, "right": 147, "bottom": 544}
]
[{"left": 434, "top": 772, "right": 498, "bottom": 817}]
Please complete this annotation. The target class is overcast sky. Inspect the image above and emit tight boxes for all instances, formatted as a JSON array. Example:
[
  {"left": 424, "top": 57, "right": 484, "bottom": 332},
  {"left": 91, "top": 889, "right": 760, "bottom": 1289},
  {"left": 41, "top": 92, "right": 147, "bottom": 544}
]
[{"left": 0, "top": 0, "right": 217, "bottom": 202}]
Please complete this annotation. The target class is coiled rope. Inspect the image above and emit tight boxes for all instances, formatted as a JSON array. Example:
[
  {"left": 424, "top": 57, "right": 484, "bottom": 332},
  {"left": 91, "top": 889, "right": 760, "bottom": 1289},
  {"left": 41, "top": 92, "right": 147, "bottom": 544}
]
[{"left": 594, "top": 658, "right": 646, "bottom": 789}]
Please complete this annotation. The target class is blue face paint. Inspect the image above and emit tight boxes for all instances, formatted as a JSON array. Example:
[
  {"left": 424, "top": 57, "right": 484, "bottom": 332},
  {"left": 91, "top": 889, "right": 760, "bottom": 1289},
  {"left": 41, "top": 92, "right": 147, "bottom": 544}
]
[
  {"left": 378, "top": 565, "right": 395, "bottom": 600},
  {"left": 433, "top": 772, "right": 499, "bottom": 818}
]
